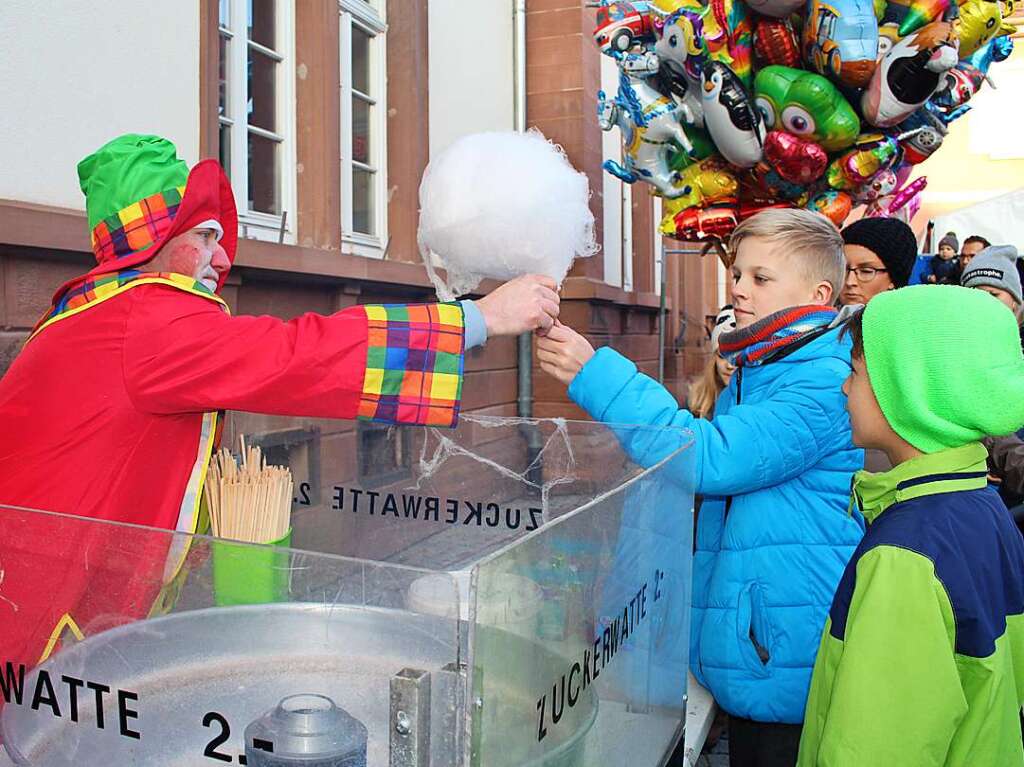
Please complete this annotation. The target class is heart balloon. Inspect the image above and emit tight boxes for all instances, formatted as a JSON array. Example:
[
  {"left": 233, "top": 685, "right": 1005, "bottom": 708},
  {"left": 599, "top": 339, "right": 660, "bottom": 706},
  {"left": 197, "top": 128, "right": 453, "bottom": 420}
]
[{"left": 763, "top": 131, "right": 828, "bottom": 185}]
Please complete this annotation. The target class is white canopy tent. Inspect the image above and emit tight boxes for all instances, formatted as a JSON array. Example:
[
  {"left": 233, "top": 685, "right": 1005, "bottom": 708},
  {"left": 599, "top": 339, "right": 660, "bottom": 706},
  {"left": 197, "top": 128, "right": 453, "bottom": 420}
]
[{"left": 931, "top": 187, "right": 1024, "bottom": 250}]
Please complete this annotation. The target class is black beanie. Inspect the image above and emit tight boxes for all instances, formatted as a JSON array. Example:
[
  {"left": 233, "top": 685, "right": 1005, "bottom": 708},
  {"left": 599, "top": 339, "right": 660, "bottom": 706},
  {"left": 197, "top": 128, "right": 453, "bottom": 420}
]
[{"left": 841, "top": 217, "right": 919, "bottom": 288}]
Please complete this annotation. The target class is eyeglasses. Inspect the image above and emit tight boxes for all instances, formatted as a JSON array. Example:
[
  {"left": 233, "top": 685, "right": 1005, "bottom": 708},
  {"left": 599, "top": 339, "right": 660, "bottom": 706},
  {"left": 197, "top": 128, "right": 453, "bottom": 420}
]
[{"left": 845, "top": 265, "right": 888, "bottom": 282}]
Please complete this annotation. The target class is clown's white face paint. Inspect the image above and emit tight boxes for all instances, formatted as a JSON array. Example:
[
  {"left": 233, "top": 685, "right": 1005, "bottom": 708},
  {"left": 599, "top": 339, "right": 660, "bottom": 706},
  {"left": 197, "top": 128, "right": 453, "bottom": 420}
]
[{"left": 148, "top": 228, "right": 229, "bottom": 292}]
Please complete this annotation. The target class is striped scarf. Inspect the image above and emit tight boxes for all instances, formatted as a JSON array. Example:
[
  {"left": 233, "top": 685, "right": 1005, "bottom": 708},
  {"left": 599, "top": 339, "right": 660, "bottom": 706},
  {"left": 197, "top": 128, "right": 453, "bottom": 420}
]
[{"left": 718, "top": 305, "right": 838, "bottom": 367}]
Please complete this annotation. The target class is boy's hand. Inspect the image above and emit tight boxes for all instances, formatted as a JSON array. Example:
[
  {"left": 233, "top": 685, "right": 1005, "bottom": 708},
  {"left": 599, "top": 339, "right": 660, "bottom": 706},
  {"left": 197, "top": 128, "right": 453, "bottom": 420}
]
[
  {"left": 537, "top": 321, "right": 595, "bottom": 385},
  {"left": 476, "top": 274, "right": 560, "bottom": 337}
]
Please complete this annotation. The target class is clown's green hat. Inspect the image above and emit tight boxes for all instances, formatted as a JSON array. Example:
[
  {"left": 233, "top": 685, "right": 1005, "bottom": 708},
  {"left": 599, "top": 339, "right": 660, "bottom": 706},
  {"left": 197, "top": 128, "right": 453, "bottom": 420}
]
[
  {"left": 73, "top": 134, "right": 237, "bottom": 283},
  {"left": 862, "top": 285, "right": 1024, "bottom": 453}
]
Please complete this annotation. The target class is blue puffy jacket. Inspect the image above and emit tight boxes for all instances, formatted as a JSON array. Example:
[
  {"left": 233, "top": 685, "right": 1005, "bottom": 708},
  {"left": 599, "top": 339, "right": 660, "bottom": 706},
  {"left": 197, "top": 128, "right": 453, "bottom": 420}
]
[{"left": 568, "top": 325, "right": 865, "bottom": 723}]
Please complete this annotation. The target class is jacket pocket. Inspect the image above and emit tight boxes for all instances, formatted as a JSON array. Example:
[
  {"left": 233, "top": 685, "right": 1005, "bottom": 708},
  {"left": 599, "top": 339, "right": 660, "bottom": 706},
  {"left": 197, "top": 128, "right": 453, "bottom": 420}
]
[{"left": 736, "top": 582, "right": 772, "bottom": 678}]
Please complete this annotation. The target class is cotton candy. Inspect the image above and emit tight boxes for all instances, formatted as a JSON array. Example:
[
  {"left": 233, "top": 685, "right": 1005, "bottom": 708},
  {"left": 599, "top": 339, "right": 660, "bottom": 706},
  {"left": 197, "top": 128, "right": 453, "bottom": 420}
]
[{"left": 417, "top": 130, "right": 598, "bottom": 301}]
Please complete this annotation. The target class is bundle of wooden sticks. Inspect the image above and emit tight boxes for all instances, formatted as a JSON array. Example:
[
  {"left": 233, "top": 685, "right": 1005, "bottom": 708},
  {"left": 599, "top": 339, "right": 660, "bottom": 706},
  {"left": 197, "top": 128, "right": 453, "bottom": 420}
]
[{"left": 204, "top": 438, "right": 293, "bottom": 543}]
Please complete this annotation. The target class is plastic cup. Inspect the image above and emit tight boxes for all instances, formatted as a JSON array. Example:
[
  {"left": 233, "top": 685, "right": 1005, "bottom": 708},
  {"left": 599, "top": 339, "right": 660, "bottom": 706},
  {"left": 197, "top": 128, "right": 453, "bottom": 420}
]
[{"left": 212, "top": 528, "right": 293, "bottom": 606}]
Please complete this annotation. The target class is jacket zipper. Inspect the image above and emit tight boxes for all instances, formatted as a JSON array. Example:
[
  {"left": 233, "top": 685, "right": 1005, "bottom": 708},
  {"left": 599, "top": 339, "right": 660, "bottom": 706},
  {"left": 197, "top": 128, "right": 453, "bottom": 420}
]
[
  {"left": 723, "top": 365, "right": 742, "bottom": 520},
  {"left": 725, "top": 367, "right": 770, "bottom": 666},
  {"left": 700, "top": 365, "right": 743, "bottom": 682}
]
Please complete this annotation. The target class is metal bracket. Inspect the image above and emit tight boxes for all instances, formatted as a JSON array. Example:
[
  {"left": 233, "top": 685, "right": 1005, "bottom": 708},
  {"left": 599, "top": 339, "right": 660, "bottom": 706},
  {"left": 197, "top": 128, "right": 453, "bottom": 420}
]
[{"left": 390, "top": 667, "right": 432, "bottom": 767}]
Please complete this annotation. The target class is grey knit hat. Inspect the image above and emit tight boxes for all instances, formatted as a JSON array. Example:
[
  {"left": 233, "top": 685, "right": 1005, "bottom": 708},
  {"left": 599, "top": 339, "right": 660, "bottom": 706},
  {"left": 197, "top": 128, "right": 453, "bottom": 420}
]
[
  {"left": 961, "top": 245, "right": 1022, "bottom": 307},
  {"left": 937, "top": 231, "right": 959, "bottom": 252}
]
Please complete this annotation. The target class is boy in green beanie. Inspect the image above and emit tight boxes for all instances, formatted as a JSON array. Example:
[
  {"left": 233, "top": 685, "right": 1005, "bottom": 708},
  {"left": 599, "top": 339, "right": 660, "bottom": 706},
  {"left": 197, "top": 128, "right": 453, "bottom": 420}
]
[{"left": 797, "top": 285, "right": 1024, "bottom": 766}]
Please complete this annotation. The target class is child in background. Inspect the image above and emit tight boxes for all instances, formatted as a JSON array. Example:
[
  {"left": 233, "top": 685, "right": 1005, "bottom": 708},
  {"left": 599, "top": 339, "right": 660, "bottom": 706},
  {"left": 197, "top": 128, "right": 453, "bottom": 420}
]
[
  {"left": 928, "top": 232, "right": 962, "bottom": 284},
  {"left": 687, "top": 306, "right": 737, "bottom": 420},
  {"left": 797, "top": 286, "right": 1024, "bottom": 767},
  {"left": 538, "top": 209, "right": 865, "bottom": 766}
]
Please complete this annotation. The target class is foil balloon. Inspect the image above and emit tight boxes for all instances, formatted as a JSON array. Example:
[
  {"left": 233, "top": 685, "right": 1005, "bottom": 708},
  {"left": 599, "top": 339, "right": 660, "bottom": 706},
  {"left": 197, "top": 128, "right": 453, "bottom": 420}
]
[
  {"left": 745, "top": 0, "right": 806, "bottom": 17},
  {"left": 598, "top": 54, "right": 699, "bottom": 197},
  {"left": 931, "top": 62, "right": 987, "bottom": 109},
  {"left": 593, "top": 1, "right": 659, "bottom": 56},
  {"left": 966, "top": 34, "right": 1014, "bottom": 72},
  {"left": 854, "top": 168, "right": 899, "bottom": 204},
  {"left": 754, "top": 18, "right": 802, "bottom": 67},
  {"left": 661, "top": 157, "right": 740, "bottom": 216},
  {"left": 661, "top": 199, "right": 740, "bottom": 239},
  {"left": 897, "top": 107, "right": 950, "bottom": 163},
  {"left": 887, "top": 175, "right": 928, "bottom": 211},
  {"left": 803, "top": 0, "right": 879, "bottom": 88},
  {"left": 751, "top": 161, "right": 811, "bottom": 199},
  {"left": 807, "top": 191, "right": 854, "bottom": 225},
  {"left": 703, "top": 0, "right": 754, "bottom": 86},
  {"left": 763, "top": 130, "right": 830, "bottom": 184},
  {"left": 655, "top": 5, "right": 707, "bottom": 84},
  {"left": 865, "top": 175, "right": 927, "bottom": 220},
  {"left": 649, "top": 0, "right": 698, "bottom": 16},
  {"left": 958, "top": 0, "right": 1012, "bottom": 58},
  {"left": 655, "top": 5, "right": 708, "bottom": 125},
  {"left": 879, "top": 0, "right": 952, "bottom": 39},
  {"left": 754, "top": 65, "right": 861, "bottom": 151},
  {"left": 702, "top": 61, "right": 767, "bottom": 168},
  {"left": 738, "top": 199, "right": 798, "bottom": 219},
  {"left": 862, "top": 21, "right": 959, "bottom": 127},
  {"left": 827, "top": 133, "right": 901, "bottom": 189},
  {"left": 668, "top": 126, "right": 719, "bottom": 170}
]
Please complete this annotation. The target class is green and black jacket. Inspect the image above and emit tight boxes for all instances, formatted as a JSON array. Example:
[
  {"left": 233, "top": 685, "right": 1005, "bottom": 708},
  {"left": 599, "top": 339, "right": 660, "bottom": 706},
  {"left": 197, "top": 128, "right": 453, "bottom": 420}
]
[{"left": 798, "top": 443, "right": 1024, "bottom": 766}]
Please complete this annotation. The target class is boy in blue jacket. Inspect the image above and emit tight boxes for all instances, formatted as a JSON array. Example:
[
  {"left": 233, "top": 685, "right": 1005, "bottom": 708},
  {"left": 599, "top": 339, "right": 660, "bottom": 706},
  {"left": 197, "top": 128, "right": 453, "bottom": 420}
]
[{"left": 538, "top": 209, "right": 865, "bottom": 765}]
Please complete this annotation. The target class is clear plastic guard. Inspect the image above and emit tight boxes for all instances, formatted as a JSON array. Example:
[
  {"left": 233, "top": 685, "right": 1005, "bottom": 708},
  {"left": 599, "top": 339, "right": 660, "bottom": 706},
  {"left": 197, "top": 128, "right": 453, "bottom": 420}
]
[
  {"left": 0, "top": 416, "right": 694, "bottom": 766},
  {"left": 468, "top": 425, "right": 695, "bottom": 767}
]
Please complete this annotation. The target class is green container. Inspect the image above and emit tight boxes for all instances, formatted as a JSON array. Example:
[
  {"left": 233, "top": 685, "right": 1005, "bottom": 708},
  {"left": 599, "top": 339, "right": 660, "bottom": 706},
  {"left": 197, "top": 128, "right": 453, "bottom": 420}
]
[{"left": 212, "top": 529, "right": 293, "bottom": 607}]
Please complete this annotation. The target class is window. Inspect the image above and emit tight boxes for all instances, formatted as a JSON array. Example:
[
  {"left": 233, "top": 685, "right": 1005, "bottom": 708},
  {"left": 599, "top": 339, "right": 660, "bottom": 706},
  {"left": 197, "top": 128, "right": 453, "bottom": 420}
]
[
  {"left": 600, "top": 53, "right": 634, "bottom": 290},
  {"left": 219, "top": 0, "right": 296, "bottom": 242},
  {"left": 340, "top": 0, "right": 388, "bottom": 256},
  {"left": 248, "top": 426, "right": 322, "bottom": 506},
  {"left": 358, "top": 422, "right": 412, "bottom": 487}
]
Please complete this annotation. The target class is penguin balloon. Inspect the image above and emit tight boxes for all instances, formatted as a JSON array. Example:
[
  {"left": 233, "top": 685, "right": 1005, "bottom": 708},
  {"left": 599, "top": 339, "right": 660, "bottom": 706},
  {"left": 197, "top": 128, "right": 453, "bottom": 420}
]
[{"left": 701, "top": 61, "right": 767, "bottom": 168}]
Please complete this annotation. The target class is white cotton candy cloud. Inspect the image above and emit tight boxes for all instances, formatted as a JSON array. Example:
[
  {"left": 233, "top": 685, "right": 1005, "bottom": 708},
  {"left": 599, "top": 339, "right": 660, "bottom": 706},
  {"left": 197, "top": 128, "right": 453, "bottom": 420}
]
[{"left": 417, "top": 130, "right": 599, "bottom": 301}]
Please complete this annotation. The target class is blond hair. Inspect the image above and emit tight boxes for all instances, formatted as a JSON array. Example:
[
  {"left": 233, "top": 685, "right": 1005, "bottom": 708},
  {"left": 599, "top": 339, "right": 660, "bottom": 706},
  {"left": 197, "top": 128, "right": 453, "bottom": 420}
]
[
  {"left": 729, "top": 209, "right": 846, "bottom": 297},
  {"left": 688, "top": 354, "right": 728, "bottom": 419}
]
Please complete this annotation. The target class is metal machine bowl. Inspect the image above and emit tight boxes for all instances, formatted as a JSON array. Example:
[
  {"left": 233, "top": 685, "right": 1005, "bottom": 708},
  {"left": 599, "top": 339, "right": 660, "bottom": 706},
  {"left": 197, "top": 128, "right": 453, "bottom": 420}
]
[{"left": 1, "top": 603, "right": 596, "bottom": 767}]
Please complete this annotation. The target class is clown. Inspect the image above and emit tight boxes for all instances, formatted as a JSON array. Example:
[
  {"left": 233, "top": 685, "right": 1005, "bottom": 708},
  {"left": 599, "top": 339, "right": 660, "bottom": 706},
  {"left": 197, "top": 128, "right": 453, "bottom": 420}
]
[{"left": 0, "top": 134, "right": 559, "bottom": 670}]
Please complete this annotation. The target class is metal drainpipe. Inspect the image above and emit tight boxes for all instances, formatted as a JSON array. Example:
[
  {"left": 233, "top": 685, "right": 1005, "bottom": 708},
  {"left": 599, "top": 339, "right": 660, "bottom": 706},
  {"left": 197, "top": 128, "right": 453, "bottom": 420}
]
[
  {"left": 658, "top": 242, "right": 667, "bottom": 383},
  {"left": 514, "top": 0, "right": 530, "bottom": 421},
  {"left": 659, "top": 247, "right": 689, "bottom": 383},
  {"left": 513, "top": 0, "right": 543, "bottom": 485}
]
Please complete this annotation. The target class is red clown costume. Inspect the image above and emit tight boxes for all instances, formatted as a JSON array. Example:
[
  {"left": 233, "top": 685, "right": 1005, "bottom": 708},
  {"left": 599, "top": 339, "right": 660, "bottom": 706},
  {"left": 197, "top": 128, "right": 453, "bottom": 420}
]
[{"left": 0, "top": 135, "right": 473, "bottom": 675}]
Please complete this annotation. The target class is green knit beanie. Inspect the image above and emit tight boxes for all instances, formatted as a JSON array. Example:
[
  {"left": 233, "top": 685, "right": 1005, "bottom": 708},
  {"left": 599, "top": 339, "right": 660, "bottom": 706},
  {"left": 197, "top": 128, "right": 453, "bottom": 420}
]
[
  {"left": 863, "top": 285, "right": 1024, "bottom": 453},
  {"left": 77, "top": 134, "right": 189, "bottom": 231}
]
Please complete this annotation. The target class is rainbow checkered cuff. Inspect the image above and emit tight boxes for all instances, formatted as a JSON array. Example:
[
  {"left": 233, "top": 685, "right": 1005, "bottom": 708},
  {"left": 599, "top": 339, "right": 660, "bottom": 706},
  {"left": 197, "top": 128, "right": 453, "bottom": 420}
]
[
  {"left": 90, "top": 186, "right": 186, "bottom": 263},
  {"left": 357, "top": 303, "right": 465, "bottom": 427}
]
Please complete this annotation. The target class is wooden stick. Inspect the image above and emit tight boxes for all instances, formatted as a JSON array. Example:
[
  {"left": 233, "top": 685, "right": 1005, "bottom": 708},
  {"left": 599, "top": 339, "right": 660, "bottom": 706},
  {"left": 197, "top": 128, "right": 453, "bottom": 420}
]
[{"left": 205, "top": 442, "right": 293, "bottom": 544}]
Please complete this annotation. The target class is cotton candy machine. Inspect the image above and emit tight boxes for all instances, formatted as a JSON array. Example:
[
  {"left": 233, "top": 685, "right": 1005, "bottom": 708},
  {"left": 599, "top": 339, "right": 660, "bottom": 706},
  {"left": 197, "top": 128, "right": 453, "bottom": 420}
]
[{"left": 0, "top": 417, "right": 694, "bottom": 767}]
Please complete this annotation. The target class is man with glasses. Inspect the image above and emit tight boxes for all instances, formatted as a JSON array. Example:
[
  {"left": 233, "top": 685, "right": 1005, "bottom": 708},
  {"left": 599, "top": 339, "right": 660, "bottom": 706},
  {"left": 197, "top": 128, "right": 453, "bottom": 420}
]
[{"left": 839, "top": 218, "right": 919, "bottom": 306}]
